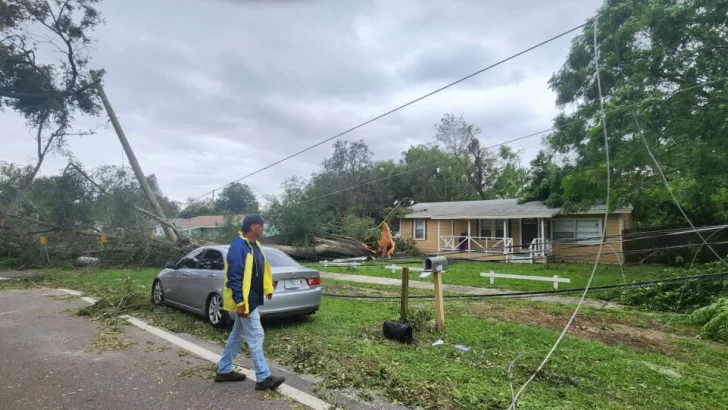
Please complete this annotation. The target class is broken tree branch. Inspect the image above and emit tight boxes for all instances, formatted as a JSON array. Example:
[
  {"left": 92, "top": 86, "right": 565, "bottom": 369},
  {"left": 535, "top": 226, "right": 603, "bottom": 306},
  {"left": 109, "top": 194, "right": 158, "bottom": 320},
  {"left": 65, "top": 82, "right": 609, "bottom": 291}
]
[
  {"left": 132, "top": 206, "right": 182, "bottom": 239},
  {"left": 0, "top": 211, "right": 114, "bottom": 239},
  {"left": 379, "top": 197, "right": 410, "bottom": 227},
  {"left": 61, "top": 162, "right": 184, "bottom": 240}
]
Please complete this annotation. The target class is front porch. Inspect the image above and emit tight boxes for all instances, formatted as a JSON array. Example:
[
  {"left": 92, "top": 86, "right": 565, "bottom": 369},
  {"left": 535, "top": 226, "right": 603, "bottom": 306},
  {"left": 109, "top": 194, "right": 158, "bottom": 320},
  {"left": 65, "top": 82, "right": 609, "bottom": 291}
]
[{"left": 434, "top": 217, "right": 553, "bottom": 261}]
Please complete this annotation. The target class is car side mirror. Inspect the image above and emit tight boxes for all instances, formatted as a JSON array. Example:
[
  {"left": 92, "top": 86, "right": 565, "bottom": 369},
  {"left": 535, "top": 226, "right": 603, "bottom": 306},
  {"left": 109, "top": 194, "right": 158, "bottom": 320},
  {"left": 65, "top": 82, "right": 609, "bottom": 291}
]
[{"left": 165, "top": 261, "right": 177, "bottom": 269}]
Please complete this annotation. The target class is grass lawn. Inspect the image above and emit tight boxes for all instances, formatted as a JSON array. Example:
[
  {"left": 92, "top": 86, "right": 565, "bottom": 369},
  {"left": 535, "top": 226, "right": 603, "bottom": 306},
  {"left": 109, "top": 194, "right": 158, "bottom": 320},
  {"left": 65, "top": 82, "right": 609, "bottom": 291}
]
[
  {"left": 3, "top": 267, "right": 728, "bottom": 409},
  {"left": 306, "top": 260, "right": 708, "bottom": 293}
]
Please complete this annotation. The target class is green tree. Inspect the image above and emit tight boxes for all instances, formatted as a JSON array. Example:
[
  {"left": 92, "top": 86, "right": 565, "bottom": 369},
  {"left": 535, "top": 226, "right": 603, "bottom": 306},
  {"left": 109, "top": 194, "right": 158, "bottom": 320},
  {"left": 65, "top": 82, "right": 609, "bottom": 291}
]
[
  {"left": 434, "top": 114, "right": 528, "bottom": 200},
  {"left": 434, "top": 114, "right": 497, "bottom": 200},
  {"left": 265, "top": 177, "right": 324, "bottom": 246},
  {"left": 214, "top": 182, "right": 259, "bottom": 214},
  {"left": 89, "top": 165, "right": 180, "bottom": 230},
  {"left": 1, "top": 0, "right": 105, "bottom": 207},
  {"left": 520, "top": 150, "right": 571, "bottom": 207},
  {"left": 179, "top": 197, "right": 214, "bottom": 219},
  {"left": 309, "top": 139, "right": 390, "bottom": 221},
  {"left": 394, "top": 144, "right": 477, "bottom": 202},
  {"left": 546, "top": 0, "right": 728, "bottom": 224},
  {"left": 490, "top": 145, "right": 529, "bottom": 199}
]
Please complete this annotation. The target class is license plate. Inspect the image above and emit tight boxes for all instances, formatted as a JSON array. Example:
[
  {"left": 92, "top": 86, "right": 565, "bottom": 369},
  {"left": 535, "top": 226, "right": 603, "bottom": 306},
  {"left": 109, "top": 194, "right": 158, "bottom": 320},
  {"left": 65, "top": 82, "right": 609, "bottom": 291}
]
[{"left": 284, "top": 279, "right": 306, "bottom": 290}]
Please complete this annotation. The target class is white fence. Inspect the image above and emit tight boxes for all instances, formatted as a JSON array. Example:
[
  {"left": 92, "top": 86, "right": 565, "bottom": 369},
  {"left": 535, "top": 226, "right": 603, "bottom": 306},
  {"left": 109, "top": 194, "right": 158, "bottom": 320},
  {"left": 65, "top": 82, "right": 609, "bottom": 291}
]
[
  {"left": 319, "top": 256, "right": 367, "bottom": 269},
  {"left": 480, "top": 271, "right": 571, "bottom": 289}
]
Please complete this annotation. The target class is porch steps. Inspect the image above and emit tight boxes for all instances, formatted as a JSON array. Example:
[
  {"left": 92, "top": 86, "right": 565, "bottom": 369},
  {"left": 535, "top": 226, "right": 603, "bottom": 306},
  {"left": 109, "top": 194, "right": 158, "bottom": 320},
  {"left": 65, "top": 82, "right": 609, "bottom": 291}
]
[{"left": 508, "top": 253, "right": 533, "bottom": 264}]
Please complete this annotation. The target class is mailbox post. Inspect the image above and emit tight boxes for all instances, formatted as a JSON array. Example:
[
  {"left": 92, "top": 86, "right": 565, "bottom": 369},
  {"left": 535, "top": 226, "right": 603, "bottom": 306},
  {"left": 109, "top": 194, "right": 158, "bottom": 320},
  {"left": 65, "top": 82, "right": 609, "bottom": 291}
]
[{"left": 424, "top": 256, "right": 448, "bottom": 331}]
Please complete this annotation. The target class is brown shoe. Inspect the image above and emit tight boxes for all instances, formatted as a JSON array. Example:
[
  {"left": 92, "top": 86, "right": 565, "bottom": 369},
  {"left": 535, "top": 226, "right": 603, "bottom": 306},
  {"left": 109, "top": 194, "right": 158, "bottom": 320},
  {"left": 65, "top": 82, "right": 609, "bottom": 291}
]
[
  {"left": 255, "top": 375, "right": 285, "bottom": 391},
  {"left": 215, "top": 370, "right": 247, "bottom": 382}
]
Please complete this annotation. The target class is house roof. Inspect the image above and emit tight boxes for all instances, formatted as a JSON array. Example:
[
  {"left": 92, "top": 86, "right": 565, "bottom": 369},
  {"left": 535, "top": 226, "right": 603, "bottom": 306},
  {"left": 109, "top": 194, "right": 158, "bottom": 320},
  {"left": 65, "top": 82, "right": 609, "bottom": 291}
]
[
  {"left": 170, "top": 214, "right": 245, "bottom": 229},
  {"left": 401, "top": 199, "right": 632, "bottom": 220}
]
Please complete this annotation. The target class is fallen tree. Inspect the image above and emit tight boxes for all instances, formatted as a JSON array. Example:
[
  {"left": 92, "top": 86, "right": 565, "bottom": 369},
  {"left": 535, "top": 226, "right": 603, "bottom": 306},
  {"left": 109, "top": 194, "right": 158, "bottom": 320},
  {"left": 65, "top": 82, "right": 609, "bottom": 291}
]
[{"left": 263, "top": 233, "right": 374, "bottom": 260}]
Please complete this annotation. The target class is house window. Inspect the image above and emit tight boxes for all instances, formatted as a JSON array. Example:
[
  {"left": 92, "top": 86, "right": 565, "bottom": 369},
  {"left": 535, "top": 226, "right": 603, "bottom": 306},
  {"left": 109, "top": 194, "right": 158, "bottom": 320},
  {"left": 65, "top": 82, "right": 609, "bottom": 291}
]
[
  {"left": 413, "top": 219, "right": 426, "bottom": 240},
  {"left": 553, "top": 219, "right": 601, "bottom": 244},
  {"left": 478, "top": 219, "right": 508, "bottom": 238},
  {"left": 495, "top": 220, "right": 506, "bottom": 238},
  {"left": 479, "top": 219, "right": 491, "bottom": 238}
]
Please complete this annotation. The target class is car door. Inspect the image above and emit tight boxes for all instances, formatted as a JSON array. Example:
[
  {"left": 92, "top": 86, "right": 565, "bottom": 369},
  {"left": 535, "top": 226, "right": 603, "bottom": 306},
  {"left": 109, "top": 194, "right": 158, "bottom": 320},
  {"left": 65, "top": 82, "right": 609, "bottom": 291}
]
[
  {"left": 182, "top": 248, "right": 226, "bottom": 311},
  {"left": 171, "top": 248, "right": 204, "bottom": 308}
]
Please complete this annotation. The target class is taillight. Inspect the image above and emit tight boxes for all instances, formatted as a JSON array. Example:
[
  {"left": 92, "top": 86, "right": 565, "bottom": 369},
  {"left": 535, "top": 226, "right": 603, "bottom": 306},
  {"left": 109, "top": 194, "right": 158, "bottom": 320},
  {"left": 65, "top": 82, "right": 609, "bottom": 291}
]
[{"left": 307, "top": 277, "right": 321, "bottom": 286}]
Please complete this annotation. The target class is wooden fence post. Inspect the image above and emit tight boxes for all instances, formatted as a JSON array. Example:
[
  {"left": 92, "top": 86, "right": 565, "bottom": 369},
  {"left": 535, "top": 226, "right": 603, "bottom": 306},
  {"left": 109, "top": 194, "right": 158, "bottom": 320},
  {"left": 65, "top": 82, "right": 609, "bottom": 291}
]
[
  {"left": 401, "top": 267, "right": 409, "bottom": 322},
  {"left": 434, "top": 268, "right": 445, "bottom": 331}
]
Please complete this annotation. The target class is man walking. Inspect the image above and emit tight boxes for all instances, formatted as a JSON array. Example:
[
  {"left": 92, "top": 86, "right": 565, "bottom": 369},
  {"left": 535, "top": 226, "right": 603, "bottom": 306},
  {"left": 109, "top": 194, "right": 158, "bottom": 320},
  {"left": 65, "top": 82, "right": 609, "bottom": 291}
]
[{"left": 215, "top": 214, "right": 285, "bottom": 391}]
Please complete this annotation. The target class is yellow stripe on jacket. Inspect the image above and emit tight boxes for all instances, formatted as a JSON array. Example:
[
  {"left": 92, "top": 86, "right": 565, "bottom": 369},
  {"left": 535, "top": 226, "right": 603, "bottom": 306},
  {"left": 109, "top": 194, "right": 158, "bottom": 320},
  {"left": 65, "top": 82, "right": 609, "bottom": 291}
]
[{"left": 222, "top": 236, "right": 274, "bottom": 314}]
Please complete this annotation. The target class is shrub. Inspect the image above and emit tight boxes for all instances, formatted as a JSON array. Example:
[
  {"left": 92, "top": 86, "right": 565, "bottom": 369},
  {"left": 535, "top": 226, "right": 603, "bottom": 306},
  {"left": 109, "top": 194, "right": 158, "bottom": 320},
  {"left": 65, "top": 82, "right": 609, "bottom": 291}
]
[
  {"left": 602, "top": 278, "right": 728, "bottom": 313},
  {"left": 688, "top": 298, "right": 728, "bottom": 343},
  {"left": 393, "top": 237, "right": 421, "bottom": 256}
]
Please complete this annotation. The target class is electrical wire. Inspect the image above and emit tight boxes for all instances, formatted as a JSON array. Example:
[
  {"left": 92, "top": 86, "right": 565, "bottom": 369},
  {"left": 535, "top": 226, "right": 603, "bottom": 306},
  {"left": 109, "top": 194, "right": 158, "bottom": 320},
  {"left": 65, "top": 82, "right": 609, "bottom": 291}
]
[
  {"left": 283, "top": 74, "right": 728, "bottom": 207},
  {"left": 288, "top": 221, "right": 728, "bottom": 267},
  {"left": 426, "top": 239, "right": 728, "bottom": 265},
  {"left": 306, "top": 224, "right": 728, "bottom": 266},
  {"left": 631, "top": 111, "right": 728, "bottom": 269},
  {"left": 189, "top": 22, "right": 591, "bottom": 201},
  {"left": 602, "top": 11, "right": 728, "bottom": 272},
  {"left": 508, "top": 19, "right": 610, "bottom": 409},
  {"left": 320, "top": 270, "right": 728, "bottom": 301},
  {"left": 663, "top": 225, "right": 728, "bottom": 327}
]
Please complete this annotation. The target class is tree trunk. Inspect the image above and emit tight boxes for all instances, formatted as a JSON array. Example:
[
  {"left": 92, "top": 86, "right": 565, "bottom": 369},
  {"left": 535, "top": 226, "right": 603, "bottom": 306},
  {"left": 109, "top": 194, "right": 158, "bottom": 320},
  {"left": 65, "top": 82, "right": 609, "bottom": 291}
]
[
  {"left": 9, "top": 113, "right": 52, "bottom": 214},
  {"left": 265, "top": 235, "right": 375, "bottom": 260}
]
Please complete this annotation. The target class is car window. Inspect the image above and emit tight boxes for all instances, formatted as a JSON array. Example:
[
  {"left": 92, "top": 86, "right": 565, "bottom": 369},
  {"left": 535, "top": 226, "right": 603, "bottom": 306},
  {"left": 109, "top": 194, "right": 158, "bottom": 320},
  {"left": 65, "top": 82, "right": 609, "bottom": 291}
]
[
  {"left": 262, "top": 248, "right": 300, "bottom": 268},
  {"left": 178, "top": 248, "right": 203, "bottom": 269},
  {"left": 199, "top": 249, "right": 224, "bottom": 271}
]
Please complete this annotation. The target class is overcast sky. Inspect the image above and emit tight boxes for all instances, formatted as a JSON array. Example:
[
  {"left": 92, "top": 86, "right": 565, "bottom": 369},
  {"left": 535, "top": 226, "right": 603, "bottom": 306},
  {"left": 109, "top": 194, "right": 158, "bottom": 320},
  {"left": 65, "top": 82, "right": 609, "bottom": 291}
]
[{"left": 1, "top": 0, "right": 603, "bottom": 205}]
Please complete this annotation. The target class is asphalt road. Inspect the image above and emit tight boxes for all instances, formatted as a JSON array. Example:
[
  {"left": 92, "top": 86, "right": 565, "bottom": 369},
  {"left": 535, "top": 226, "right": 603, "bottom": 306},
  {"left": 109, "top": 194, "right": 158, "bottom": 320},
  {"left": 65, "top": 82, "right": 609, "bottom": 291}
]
[
  {"left": 0, "top": 286, "right": 405, "bottom": 410},
  {"left": 0, "top": 288, "right": 299, "bottom": 410}
]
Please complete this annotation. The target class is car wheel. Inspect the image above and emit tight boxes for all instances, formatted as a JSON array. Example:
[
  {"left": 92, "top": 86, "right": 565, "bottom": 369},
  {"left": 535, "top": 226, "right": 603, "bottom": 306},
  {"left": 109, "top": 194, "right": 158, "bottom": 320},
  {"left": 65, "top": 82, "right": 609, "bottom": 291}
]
[
  {"left": 206, "top": 293, "right": 227, "bottom": 328},
  {"left": 152, "top": 280, "right": 164, "bottom": 305}
]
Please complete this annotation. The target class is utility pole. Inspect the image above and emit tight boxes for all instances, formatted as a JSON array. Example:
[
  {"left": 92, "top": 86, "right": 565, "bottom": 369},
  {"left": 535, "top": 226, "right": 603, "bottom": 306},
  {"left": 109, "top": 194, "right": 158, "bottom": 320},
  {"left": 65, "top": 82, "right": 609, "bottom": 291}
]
[{"left": 91, "top": 71, "right": 178, "bottom": 242}]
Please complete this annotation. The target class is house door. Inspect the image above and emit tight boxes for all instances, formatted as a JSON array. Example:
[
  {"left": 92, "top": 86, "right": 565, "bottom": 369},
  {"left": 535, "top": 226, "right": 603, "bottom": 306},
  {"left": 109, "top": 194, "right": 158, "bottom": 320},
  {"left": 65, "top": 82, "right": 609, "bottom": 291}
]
[{"left": 521, "top": 218, "right": 539, "bottom": 247}]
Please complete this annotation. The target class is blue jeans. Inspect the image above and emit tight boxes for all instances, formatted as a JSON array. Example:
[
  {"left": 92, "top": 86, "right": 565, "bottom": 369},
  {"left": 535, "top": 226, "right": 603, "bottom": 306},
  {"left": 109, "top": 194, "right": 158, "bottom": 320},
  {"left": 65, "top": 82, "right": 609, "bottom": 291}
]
[{"left": 217, "top": 308, "right": 271, "bottom": 382}]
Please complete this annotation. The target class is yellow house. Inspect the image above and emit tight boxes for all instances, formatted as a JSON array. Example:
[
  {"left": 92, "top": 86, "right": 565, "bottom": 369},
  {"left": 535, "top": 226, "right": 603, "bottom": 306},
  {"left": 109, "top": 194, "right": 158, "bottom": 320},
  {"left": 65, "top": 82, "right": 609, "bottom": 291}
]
[{"left": 399, "top": 199, "right": 633, "bottom": 264}]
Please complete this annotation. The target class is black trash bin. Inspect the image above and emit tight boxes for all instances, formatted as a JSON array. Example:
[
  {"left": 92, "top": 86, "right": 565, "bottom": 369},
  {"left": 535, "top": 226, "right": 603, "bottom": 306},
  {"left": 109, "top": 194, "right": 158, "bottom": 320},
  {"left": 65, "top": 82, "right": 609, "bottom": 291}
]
[{"left": 382, "top": 320, "right": 414, "bottom": 344}]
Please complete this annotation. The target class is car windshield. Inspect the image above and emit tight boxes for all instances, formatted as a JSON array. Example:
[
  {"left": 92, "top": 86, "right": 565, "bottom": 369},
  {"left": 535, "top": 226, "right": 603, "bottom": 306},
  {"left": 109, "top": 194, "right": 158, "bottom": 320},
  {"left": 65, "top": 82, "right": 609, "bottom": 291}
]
[{"left": 263, "top": 248, "right": 301, "bottom": 268}]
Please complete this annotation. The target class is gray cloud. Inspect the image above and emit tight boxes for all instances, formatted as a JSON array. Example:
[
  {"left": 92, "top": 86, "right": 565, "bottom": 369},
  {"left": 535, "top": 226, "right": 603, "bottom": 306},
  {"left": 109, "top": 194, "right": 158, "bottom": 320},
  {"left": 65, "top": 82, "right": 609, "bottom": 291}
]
[{"left": 1, "top": 0, "right": 603, "bottom": 204}]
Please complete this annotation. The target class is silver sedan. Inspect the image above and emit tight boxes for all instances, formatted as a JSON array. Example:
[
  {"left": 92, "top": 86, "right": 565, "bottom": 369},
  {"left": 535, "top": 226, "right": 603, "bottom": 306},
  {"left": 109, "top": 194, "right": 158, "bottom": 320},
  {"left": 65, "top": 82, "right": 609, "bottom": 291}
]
[{"left": 151, "top": 245, "right": 322, "bottom": 328}]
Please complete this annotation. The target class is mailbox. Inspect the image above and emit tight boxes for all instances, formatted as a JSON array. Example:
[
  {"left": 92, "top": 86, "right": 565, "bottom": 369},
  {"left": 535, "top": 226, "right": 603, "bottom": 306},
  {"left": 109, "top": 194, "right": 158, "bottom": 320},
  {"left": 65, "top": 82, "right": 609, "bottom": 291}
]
[{"left": 424, "top": 256, "right": 448, "bottom": 272}]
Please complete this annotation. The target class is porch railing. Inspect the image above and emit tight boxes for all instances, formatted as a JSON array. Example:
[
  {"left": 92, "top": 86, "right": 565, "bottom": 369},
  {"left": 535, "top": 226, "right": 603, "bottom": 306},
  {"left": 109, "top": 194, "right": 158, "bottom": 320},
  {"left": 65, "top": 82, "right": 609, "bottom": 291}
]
[
  {"left": 438, "top": 236, "right": 514, "bottom": 255},
  {"left": 529, "top": 237, "right": 553, "bottom": 258}
]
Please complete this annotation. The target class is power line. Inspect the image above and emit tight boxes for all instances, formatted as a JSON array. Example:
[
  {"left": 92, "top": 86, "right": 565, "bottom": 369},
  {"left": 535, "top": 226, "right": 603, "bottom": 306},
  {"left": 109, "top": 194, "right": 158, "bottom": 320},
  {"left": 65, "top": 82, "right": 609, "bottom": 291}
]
[
  {"left": 190, "top": 22, "right": 589, "bottom": 202},
  {"left": 294, "top": 74, "right": 728, "bottom": 206},
  {"left": 321, "top": 270, "right": 728, "bottom": 301},
  {"left": 287, "top": 224, "right": 728, "bottom": 265},
  {"left": 509, "top": 19, "right": 611, "bottom": 408}
]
